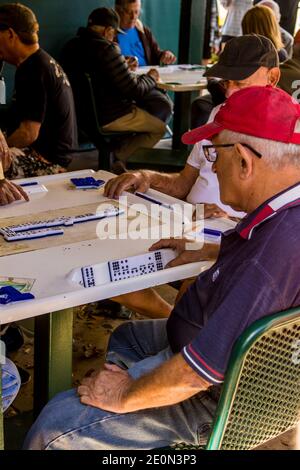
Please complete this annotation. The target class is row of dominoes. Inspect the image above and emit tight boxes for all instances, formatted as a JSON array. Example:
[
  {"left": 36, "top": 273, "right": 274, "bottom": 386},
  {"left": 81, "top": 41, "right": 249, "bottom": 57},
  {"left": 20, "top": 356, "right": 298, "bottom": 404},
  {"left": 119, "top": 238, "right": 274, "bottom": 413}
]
[
  {"left": 1, "top": 227, "right": 64, "bottom": 241},
  {"left": 0, "top": 206, "right": 124, "bottom": 242},
  {"left": 0, "top": 207, "right": 124, "bottom": 234}
]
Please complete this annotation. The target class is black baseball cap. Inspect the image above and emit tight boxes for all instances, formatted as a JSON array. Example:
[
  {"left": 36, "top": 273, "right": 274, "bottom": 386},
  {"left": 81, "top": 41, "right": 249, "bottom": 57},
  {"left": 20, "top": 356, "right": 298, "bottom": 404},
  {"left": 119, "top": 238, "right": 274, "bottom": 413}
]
[
  {"left": 204, "top": 34, "right": 279, "bottom": 81},
  {"left": 0, "top": 3, "right": 38, "bottom": 34},
  {"left": 88, "top": 7, "right": 124, "bottom": 34}
]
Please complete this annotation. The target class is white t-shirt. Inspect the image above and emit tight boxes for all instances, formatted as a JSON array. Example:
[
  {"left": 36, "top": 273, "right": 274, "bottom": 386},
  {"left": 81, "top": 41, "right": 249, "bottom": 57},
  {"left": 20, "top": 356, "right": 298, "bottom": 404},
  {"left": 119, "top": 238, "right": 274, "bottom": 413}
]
[
  {"left": 221, "top": 0, "right": 253, "bottom": 37},
  {"left": 186, "top": 105, "right": 246, "bottom": 218}
]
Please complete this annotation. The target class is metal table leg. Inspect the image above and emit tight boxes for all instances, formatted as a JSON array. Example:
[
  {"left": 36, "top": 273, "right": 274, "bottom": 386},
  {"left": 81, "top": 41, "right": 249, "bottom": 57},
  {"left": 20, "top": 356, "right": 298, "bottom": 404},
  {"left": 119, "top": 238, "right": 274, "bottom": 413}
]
[{"left": 34, "top": 308, "right": 73, "bottom": 417}]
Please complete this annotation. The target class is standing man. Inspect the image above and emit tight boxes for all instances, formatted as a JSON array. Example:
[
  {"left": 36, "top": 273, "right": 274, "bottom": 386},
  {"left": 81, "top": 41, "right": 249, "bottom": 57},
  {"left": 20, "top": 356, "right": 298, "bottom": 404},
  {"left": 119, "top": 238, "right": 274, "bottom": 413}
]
[
  {"left": 275, "top": 0, "right": 299, "bottom": 35},
  {"left": 221, "top": 0, "right": 253, "bottom": 44},
  {"left": 115, "top": 0, "right": 174, "bottom": 123},
  {"left": 0, "top": 3, "right": 78, "bottom": 178}
]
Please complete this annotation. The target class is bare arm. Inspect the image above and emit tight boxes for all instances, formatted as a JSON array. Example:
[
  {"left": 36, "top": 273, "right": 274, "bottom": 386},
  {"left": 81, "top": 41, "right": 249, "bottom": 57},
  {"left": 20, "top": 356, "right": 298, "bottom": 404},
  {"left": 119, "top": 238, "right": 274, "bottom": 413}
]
[
  {"left": 7, "top": 120, "right": 41, "bottom": 149},
  {"left": 78, "top": 353, "right": 209, "bottom": 413},
  {"left": 0, "top": 130, "right": 12, "bottom": 171},
  {"left": 104, "top": 164, "right": 199, "bottom": 200}
]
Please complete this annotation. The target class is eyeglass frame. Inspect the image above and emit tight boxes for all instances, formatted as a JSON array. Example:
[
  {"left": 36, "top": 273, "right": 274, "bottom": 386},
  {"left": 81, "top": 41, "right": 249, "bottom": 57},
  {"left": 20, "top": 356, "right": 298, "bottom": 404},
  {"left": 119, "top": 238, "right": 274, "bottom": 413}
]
[{"left": 202, "top": 143, "right": 262, "bottom": 163}]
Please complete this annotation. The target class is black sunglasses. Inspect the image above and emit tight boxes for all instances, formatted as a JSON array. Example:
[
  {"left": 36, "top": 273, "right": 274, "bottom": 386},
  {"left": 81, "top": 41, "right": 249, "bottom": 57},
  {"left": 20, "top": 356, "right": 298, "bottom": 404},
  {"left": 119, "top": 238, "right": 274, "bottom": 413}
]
[{"left": 202, "top": 143, "right": 262, "bottom": 163}]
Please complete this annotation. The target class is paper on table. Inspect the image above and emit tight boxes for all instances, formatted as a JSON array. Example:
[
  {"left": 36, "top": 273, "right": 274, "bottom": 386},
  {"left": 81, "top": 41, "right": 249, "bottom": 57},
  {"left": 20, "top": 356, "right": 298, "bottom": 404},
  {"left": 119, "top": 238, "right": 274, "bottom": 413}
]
[{"left": 0, "top": 276, "right": 35, "bottom": 292}]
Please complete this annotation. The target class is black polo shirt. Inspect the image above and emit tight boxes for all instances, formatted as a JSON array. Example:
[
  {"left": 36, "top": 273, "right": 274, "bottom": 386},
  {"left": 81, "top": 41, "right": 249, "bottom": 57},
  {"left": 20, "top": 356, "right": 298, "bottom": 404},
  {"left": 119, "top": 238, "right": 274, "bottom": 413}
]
[{"left": 14, "top": 48, "right": 77, "bottom": 165}]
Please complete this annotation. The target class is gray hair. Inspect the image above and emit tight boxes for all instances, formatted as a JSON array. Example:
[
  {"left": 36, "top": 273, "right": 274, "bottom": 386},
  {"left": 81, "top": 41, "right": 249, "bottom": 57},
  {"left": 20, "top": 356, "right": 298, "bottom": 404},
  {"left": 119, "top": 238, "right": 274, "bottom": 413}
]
[
  {"left": 258, "top": 0, "right": 281, "bottom": 22},
  {"left": 219, "top": 129, "right": 300, "bottom": 170}
]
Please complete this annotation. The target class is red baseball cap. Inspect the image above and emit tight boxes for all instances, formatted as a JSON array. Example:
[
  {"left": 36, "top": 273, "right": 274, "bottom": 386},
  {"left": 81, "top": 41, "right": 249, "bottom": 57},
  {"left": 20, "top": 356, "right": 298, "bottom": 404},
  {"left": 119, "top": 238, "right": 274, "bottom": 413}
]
[{"left": 182, "top": 86, "right": 300, "bottom": 146}]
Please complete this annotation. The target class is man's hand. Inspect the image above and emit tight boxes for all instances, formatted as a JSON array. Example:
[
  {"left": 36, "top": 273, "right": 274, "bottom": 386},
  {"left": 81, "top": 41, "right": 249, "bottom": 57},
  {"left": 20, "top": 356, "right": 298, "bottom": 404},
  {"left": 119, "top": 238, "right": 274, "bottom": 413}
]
[
  {"left": 147, "top": 68, "right": 160, "bottom": 82},
  {"left": 150, "top": 238, "right": 219, "bottom": 268},
  {"left": 160, "top": 50, "right": 177, "bottom": 65},
  {"left": 193, "top": 203, "right": 228, "bottom": 220},
  {"left": 78, "top": 363, "right": 133, "bottom": 413},
  {"left": 126, "top": 55, "right": 139, "bottom": 71},
  {"left": 0, "top": 179, "right": 29, "bottom": 206},
  {"left": 0, "top": 130, "right": 12, "bottom": 172},
  {"left": 104, "top": 171, "right": 150, "bottom": 199}
]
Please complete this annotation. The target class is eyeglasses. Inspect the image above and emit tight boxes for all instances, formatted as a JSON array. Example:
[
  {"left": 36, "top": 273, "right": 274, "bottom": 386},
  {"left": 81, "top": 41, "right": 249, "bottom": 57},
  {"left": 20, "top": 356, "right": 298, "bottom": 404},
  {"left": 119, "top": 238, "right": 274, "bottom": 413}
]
[{"left": 202, "top": 143, "right": 262, "bottom": 163}]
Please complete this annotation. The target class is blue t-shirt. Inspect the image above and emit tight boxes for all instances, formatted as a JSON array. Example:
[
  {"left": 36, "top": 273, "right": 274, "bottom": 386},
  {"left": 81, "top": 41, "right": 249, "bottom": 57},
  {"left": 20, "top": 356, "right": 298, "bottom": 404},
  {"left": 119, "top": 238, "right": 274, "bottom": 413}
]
[
  {"left": 117, "top": 27, "right": 147, "bottom": 66},
  {"left": 167, "top": 183, "right": 300, "bottom": 385}
]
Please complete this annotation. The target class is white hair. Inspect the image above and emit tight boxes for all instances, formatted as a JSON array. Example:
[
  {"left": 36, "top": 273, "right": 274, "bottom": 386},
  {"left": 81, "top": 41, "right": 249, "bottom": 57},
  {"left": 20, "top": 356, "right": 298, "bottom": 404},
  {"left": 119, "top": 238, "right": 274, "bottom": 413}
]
[
  {"left": 258, "top": 0, "right": 281, "bottom": 22},
  {"left": 219, "top": 129, "right": 300, "bottom": 170}
]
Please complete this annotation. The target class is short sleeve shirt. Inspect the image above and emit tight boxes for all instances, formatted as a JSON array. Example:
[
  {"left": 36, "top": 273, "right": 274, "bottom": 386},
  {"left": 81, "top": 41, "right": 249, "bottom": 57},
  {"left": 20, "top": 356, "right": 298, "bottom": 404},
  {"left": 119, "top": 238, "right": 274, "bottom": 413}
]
[
  {"left": 15, "top": 49, "right": 77, "bottom": 165},
  {"left": 167, "top": 183, "right": 300, "bottom": 385},
  {"left": 186, "top": 105, "right": 245, "bottom": 217}
]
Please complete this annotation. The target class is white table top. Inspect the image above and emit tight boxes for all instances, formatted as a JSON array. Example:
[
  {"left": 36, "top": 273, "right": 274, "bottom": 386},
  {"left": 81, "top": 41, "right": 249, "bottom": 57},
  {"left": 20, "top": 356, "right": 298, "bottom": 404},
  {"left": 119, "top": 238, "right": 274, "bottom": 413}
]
[
  {"left": 135, "top": 64, "right": 207, "bottom": 92},
  {"left": 0, "top": 170, "right": 236, "bottom": 324}
]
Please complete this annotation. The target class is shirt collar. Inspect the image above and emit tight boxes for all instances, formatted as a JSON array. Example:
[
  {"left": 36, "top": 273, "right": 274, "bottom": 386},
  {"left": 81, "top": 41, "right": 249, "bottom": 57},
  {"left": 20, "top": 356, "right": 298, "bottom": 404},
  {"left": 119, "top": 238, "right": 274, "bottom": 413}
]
[{"left": 236, "top": 182, "right": 300, "bottom": 240}]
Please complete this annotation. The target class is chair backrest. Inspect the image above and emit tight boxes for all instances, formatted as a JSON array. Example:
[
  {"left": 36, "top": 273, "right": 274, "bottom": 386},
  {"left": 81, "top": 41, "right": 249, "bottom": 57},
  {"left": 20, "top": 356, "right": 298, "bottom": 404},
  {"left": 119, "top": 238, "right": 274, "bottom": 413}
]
[
  {"left": 206, "top": 306, "right": 300, "bottom": 450},
  {"left": 60, "top": 37, "right": 102, "bottom": 142}
]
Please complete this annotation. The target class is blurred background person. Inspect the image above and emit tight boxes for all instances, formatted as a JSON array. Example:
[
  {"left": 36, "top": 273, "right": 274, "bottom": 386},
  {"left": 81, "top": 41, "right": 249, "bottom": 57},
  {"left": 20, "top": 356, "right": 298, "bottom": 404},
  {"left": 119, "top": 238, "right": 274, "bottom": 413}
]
[
  {"left": 242, "top": 5, "right": 288, "bottom": 62},
  {"left": 115, "top": 0, "right": 176, "bottom": 66},
  {"left": 255, "top": 0, "right": 294, "bottom": 58},
  {"left": 254, "top": 0, "right": 299, "bottom": 36},
  {"left": 114, "top": 0, "right": 174, "bottom": 124},
  {"left": 220, "top": 0, "right": 253, "bottom": 45},
  {"left": 278, "top": 30, "right": 300, "bottom": 95},
  {"left": 202, "top": 0, "right": 221, "bottom": 64}
]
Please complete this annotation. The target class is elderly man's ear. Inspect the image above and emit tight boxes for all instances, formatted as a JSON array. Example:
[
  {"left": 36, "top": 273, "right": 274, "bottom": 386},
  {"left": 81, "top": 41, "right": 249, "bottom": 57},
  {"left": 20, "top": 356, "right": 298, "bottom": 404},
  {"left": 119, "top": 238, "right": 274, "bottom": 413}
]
[
  {"left": 268, "top": 67, "right": 281, "bottom": 87},
  {"left": 235, "top": 143, "right": 255, "bottom": 180}
]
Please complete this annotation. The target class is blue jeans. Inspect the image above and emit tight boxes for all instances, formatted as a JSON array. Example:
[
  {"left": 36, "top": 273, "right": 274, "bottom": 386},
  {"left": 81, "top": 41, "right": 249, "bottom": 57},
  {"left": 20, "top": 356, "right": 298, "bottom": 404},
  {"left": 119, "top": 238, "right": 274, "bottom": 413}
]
[
  {"left": 2, "top": 358, "right": 21, "bottom": 412},
  {"left": 24, "top": 320, "right": 217, "bottom": 450}
]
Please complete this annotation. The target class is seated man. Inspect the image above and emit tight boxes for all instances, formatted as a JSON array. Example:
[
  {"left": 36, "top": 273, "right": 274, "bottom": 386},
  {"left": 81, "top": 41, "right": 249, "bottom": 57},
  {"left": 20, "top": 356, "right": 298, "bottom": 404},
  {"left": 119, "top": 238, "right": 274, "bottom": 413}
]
[
  {"left": 105, "top": 34, "right": 280, "bottom": 318},
  {"left": 61, "top": 7, "right": 166, "bottom": 167},
  {"left": 24, "top": 86, "right": 300, "bottom": 449},
  {"left": 115, "top": 0, "right": 176, "bottom": 66},
  {"left": 0, "top": 129, "right": 28, "bottom": 205},
  {"left": 114, "top": 0, "right": 175, "bottom": 122},
  {"left": 0, "top": 3, "right": 78, "bottom": 178},
  {"left": 278, "top": 30, "right": 300, "bottom": 95}
]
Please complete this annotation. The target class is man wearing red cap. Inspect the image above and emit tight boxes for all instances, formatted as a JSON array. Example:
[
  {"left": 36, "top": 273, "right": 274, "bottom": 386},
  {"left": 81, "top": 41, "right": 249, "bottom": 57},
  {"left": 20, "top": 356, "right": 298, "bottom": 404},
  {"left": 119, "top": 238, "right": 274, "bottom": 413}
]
[
  {"left": 103, "top": 34, "right": 281, "bottom": 319},
  {"left": 25, "top": 86, "right": 300, "bottom": 450}
]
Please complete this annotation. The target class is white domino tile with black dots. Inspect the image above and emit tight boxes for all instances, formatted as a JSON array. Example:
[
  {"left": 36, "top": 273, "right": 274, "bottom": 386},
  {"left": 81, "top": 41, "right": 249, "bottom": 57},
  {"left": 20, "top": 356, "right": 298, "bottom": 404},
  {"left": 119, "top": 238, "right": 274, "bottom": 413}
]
[{"left": 68, "top": 249, "right": 176, "bottom": 288}]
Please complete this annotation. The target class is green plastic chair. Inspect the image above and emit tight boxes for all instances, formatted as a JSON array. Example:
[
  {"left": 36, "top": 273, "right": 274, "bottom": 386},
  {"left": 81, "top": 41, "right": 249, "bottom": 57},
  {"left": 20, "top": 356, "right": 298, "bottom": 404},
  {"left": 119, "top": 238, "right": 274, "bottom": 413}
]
[{"left": 175, "top": 306, "right": 300, "bottom": 450}]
